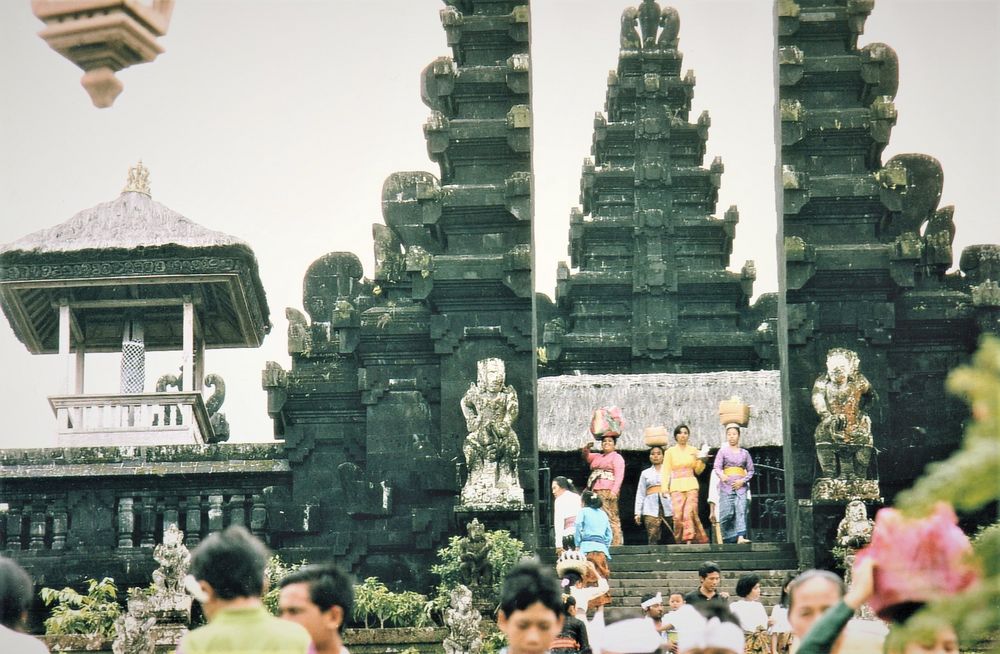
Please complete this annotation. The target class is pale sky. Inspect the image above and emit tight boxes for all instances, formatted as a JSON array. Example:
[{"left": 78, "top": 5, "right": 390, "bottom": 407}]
[{"left": 1, "top": 1, "right": 996, "bottom": 448}]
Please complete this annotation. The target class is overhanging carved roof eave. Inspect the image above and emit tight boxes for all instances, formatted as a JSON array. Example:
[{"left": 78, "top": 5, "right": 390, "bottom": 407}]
[{"left": 0, "top": 243, "right": 271, "bottom": 354}]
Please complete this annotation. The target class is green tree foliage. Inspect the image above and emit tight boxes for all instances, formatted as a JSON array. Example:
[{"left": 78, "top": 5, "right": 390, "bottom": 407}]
[
  {"left": 431, "top": 528, "right": 528, "bottom": 611},
  {"left": 39, "top": 577, "right": 121, "bottom": 639},
  {"left": 892, "top": 336, "right": 1000, "bottom": 650}
]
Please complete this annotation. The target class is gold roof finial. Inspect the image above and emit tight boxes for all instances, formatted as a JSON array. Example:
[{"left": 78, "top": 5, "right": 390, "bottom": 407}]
[{"left": 123, "top": 160, "right": 151, "bottom": 196}]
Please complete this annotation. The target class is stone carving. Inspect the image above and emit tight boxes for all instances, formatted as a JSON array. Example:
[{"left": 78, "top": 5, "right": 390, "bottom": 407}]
[
  {"left": 442, "top": 584, "right": 483, "bottom": 654},
  {"left": 112, "top": 609, "right": 157, "bottom": 654},
  {"left": 458, "top": 519, "right": 492, "bottom": 589},
  {"left": 836, "top": 500, "right": 874, "bottom": 550},
  {"left": 123, "top": 161, "right": 152, "bottom": 196},
  {"left": 204, "top": 373, "right": 229, "bottom": 440},
  {"left": 811, "top": 349, "right": 880, "bottom": 500},
  {"left": 835, "top": 501, "right": 877, "bottom": 619},
  {"left": 151, "top": 523, "right": 190, "bottom": 596},
  {"left": 460, "top": 358, "right": 524, "bottom": 506}
]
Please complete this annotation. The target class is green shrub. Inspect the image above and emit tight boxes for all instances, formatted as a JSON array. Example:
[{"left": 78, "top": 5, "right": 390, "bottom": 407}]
[
  {"left": 263, "top": 554, "right": 307, "bottom": 615},
  {"left": 40, "top": 577, "right": 121, "bottom": 639},
  {"left": 430, "top": 528, "right": 528, "bottom": 611},
  {"left": 352, "top": 577, "right": 433, "bottom": 629}
]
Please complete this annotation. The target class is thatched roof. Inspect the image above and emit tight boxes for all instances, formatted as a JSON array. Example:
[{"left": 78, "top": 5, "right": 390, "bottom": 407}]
[
  {"left": 537, "top": 371, "right": 784, "bottom": 451},
  {"left": 0, "top": 190, "right": 247, "bottom": 255}
]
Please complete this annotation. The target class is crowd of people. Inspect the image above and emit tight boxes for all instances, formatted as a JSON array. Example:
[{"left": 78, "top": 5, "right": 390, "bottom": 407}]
[
  {"left": 0, "top": 524, "right": 964, "bottom": 654},
  {"left": 566, "top": 422, "right": 755, "bottom": 552}
]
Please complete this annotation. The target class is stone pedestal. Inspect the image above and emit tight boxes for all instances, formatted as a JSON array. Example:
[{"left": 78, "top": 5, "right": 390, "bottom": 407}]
[{"left": 812, "top": 478, "right": 881, "bottom": 502}]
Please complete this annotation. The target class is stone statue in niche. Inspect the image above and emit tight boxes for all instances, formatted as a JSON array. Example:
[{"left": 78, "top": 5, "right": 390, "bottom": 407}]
[
  {"left": 459, "top": 358, "right": 523, "bottom": 506},
  {"left": 112, "top": 610, "right": 157, "bottom": 654},
  {"left": 442, "top": 584, "right": 483, "bottom": 654},
  {"left": 458, "top": 518, "right": 492, "bottom": 589},
  {"left": 811, "top": 348, "right": 880, "bottom": 500}
]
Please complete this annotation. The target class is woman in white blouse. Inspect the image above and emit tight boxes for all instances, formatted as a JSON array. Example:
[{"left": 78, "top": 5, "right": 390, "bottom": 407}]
[
  {"left": 552, "top": 476, "right": 582, "bottom": 552},
  {"left": 729, "top": 573, "right": 770, "bottom": 654}
]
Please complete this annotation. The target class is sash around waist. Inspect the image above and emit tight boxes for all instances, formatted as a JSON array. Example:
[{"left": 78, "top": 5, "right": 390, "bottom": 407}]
[
  {"left": 723, "top": 466, "right": 747, "bottom": 476},
  {"left": 647, "top": 484, "right": 663, "bottom": 494},
  {"left": 671, "top": 468, "right": 694, "bottom": 478}
]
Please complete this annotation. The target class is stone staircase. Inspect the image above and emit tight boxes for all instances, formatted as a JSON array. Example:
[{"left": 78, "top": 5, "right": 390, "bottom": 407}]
[{"left": 542, "top": 543, "right": 799, "bottom": 621}]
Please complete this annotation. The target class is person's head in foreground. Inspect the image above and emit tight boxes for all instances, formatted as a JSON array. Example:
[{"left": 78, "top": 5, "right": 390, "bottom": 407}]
[
  {"left": 641, "top": 592, "right": 664, "bottom": 620},
  {"left": 581, "top": 489, "right": 603, "bottom": 510},
  {"left": 668, "top": 592, "right": 685, "bottom": 611},
  {"left": 279, "top": 563, "right": 354, "bottom": 654},
  {"left": 188, "top": 525, "right": 271, "bottom": 619},
  {"left": 497, "top": 560, "right": 564, "bottom": 654},
  {"left": 735, "top": 574, "right": 761, "bottom": 601},
  {"left": 697, "top": 562, "right": 722, "bottom": 595},
  {"left": 787, "top": 568, "right": 846, "bottom": 639},
  {"left": 0, "top": 557, "right": 34, "bottom": 631},
  {"left": 676, "top": 603, "right": 744, "bottom": 654},
  {"left": 884, "top": 615, "right": 958, "bottom": 654}
]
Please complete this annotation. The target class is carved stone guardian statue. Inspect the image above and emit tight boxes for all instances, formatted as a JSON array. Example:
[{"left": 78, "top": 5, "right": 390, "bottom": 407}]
[
  {"left": 459, "top": 358, "right": 524, "bottom": 507},
  {"left": 458, "top": 519, "right": 492, "bottom": 589},
  {"left": 835, "top": 500, "right": 877, "bottom": 619},
  {"left": 443, "top": 584, "right": 483, "bottom": 654},
  {"left": 811, "top": 348, "right": 880, "bottom": 500}
]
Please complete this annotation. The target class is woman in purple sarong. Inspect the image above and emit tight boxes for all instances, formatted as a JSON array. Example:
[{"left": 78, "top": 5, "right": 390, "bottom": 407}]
[{"left": 713, "top": 424, "right": 754, "bottom": 544}]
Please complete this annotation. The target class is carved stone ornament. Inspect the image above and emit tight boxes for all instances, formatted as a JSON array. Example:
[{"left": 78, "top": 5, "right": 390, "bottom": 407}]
[
  {"left": 459, "top": 358, "right": 524, "bottom": 507},
  {"left": 442, "top": 584, "right": 483, "bottom": 654},
  {"left": 811, "top": 348, "right": 880, "bottom": 500},
  {"left": 836, "top": 500, "right": 874, "bottom": 549}
]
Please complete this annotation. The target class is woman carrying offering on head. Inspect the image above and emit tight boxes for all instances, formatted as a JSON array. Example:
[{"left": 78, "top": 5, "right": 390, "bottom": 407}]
[
  {"left": 580, "top": 407, "right": 625, "bottom": 546},
  {"left": 713, "top": 424, "right": 755, "bottom": 544},
  {"left": 664, "top": 424, "right": 710, "bottom": 544}
]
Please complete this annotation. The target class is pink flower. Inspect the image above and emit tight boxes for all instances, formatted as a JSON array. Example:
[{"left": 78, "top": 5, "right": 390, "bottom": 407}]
[{"left": 856, "top": 502, "right": 980, "bottom": 622}]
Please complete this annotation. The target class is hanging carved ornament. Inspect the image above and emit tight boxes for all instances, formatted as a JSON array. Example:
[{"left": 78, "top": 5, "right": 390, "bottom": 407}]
[{"left": 31, "top": 0, "right": 175, "bottom": 108}]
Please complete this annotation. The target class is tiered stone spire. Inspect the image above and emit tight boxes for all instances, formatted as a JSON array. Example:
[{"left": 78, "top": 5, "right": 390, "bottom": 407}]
[
  {"left": 541, "top": 0, "right": 776, "bottom": 375},
  {"left": 262, "top": 0, "right": 533, "bottom": 587},
  {"left": 778, "top": 0, "right": 999, "bottom": 567}
]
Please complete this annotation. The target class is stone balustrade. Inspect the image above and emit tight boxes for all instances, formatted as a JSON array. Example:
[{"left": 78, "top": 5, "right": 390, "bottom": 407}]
[{"left": 48, "top": 391, "right": 217, "bottom": 446}]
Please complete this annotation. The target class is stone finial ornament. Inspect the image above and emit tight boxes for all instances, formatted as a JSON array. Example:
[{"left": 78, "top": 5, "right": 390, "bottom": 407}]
[
  {"left": 811, "top": 348, "right": 880, "bottom": 500},
  {"left": 459, "top": 358, "right": 524, "bottom": 507},
  {"left": 442, "top": 584, "right": 483, "bottom": 654},
  {"left": 123, "top": 161, "right": 151, "bottom": 196},
  {"left": 31, "top": 0, "right": 175, "bottom": 108}
]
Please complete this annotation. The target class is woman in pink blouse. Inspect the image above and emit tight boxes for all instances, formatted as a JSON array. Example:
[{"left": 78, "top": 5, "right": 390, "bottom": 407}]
[{"left": 580, "top": 434, "right": 625, "bottom": 546}]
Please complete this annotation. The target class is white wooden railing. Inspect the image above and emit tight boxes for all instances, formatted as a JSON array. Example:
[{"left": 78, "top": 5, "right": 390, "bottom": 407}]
[{"left": 48, "top": 392, "right": 215, "bottom": 446}]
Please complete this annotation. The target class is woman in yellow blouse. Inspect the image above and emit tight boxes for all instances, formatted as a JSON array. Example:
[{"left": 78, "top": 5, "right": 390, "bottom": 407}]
[{"left": 664, "top": 424, "right": 710, "bottom": 544}]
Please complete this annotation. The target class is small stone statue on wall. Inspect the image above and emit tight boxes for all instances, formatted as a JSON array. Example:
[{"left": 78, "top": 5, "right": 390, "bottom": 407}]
[
  {"left": 811, "top": 348, "right": 880, "bottom": 500},
  {"left": 459, "top": 358, "right": 524, "bottom": 506},
  {"left": 443, "top": 584, "right": 483, "bottom": 654},
  {"left": 152, "top": 523, "right": 190, "bottom": 597},
  {"left": 835, "top": 500, "right": 877, "bottom": 619}
]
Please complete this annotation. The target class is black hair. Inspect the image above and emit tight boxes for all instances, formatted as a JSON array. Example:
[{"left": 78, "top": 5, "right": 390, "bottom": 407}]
[
  {"left": 778, "top": 571, "right": 797, "bottom": 608},
  {"left": 735, "top": 573, "right": 760, "bottom": 598},
  {"left": 561, "top": 569, "right": 583, "bottom": 588},
  {"left": 499, "top": 560, "right": 563, "bottom": 619},
  {"left": 725, "top": 425, "right": 741, "bottom": 435},
  {"left": 787, "top": 569, "right": 845, "bottom": 611},
  {"left": 581, "top": 490, "right": 603, "bottom": 510},
  {"left": 562, "top": 594, "right": 577, "bottom": 616},
  {"left": 648, "top": 445, "right": 664, "bottom": 456},
  {"left": 279, "top": 562, "right": 355, "bottom": 633},
  {"left": 673, "top": 424, "right": 690, "bottom": 438},
  {"left": 553, "top": 476, "right": 576, "bottom": 492},
  {"left": 189, "top": 525, "right": 270, "bottom": 600},
  {"left": 698, "top": 561, "right": 721, "bottom": 579},
  {"left": 0, "top": 557, "right": 34, "bottom": 629}
]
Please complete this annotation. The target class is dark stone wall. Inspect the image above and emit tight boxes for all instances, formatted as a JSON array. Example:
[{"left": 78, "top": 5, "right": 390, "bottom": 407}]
[{"left": 777, "top": 0, "right": 999, "bottom": 567}]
